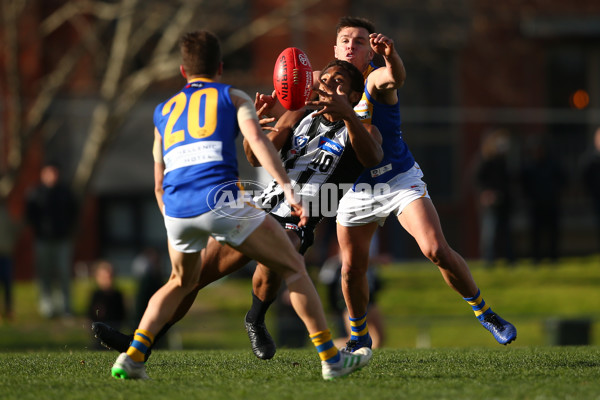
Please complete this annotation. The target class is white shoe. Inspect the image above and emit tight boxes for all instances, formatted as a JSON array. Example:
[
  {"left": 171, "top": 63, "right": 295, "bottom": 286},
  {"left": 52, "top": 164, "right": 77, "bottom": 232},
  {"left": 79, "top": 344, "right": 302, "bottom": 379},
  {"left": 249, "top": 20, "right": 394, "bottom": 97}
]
[
  {"left": 111, "top": 353, "right": 149, "bottom": 380},
  {"left": 321, "top": 347, "right": 372, "bottom": 380}
]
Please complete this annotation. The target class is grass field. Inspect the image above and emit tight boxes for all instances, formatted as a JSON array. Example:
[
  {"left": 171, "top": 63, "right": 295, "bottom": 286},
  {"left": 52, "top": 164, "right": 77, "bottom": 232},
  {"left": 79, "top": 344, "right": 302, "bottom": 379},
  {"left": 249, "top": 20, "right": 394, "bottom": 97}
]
[
  {"left": 0, "top": 258, "right": 599, "bottom": 398},
  {"left": 0, "top": 347, "right": 599, "bottom": 399},
  {"left": 2, "top": 257, "right": 598, "bottom": 350}
]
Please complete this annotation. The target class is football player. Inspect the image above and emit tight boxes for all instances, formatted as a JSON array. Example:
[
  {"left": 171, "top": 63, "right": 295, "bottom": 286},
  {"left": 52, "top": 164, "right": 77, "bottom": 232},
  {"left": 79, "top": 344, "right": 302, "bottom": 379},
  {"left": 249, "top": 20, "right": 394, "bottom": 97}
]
[
  {"left": 109, "top": 30, "right": 372, "bottom": 381},
  {"left": 247, "top": 16, "right": 517, "bottom": 357}
]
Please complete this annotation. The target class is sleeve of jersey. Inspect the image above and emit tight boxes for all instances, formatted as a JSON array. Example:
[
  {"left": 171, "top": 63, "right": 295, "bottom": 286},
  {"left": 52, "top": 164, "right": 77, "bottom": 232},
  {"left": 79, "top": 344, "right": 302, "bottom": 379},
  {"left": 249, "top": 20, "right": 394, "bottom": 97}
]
[
  {"left": 152, "top": 104, "right": 164, "bottom": 163},
  {"left": 153, "top": 103, "right": 163, "bottom": 129},
  {"left": 230, "top": 88, "right": 259, "bottom": 124}
]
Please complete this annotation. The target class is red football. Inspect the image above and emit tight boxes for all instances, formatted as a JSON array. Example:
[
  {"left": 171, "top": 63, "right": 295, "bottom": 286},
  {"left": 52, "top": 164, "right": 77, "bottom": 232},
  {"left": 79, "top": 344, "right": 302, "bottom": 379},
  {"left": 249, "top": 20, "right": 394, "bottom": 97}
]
[{"left": 273, "top": 47, "right": 313, "bottom": 111}]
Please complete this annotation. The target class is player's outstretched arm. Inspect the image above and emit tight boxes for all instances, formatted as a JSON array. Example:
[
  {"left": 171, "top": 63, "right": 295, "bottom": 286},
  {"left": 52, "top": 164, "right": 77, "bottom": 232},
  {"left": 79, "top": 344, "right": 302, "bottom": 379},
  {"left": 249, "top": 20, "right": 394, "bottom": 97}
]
[
  {"left": 234, "top": 88, "right": 308, "bottom": 225},
  {"left": 243, "top": 102, "right": 303, "bottom": 167},
  {"left": 240, "top": 118, "right": 307, "bottom": 226},
  {"left": 152, "top": 128, "right": 165, "bottom": 215},
  {"left": 367, "top": 32, "right": 406, "bottom": 104},
  {"left": 349, "top": 122, "right": 383, "bottom": 167}
]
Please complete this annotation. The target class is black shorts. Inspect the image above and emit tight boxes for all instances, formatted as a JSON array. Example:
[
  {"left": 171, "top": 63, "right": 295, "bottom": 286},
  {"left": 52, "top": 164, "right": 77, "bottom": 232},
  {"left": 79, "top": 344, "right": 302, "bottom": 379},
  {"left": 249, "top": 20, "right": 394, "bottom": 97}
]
[{"left": 271, "top": 215, "right": 315, "bottom": 255}]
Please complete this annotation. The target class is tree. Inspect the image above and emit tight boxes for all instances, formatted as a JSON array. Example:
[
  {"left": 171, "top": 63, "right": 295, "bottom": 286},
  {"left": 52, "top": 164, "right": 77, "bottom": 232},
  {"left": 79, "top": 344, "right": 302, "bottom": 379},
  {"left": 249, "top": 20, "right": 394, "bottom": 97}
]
[{"left": 0, "top": 0, "right": 322, "bottom": 200}]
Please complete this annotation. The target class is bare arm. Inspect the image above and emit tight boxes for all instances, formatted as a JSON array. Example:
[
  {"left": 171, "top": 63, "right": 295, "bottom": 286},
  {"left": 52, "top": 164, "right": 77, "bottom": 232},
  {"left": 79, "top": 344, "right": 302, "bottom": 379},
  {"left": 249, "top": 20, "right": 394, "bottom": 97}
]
[
  {"left": 152, "top": 128, "right": 165, "bottom": 215},
  {"left": 244, "top": 108, "right": 304, "bottom": 166},
  {"left": 233, "top": 88, "right": 307, "bottom": 225},
  {"left": 307, "top": 86, "right": 383, "bottom": 167},
  {"left": 240, "top": 118, "right": 307, "bottom": 225},
  {"left": 347, "top": 119, "right": 383, "bottom": 168},
  {"left": 366, "top": 33, "right": 406, "bottom": 105}
]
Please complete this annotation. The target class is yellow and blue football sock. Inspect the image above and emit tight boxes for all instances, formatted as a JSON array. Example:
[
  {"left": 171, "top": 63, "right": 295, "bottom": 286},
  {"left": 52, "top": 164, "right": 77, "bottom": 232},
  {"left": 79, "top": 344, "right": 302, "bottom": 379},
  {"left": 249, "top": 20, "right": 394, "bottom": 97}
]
[
  {"left": 126, "top": 329, "right": 154, "bottom": 363},
  {"left": 464, "top": 289, "right": 494, "bottom": 320},
  {"left": 349, "top": 312, "right": 371, "bottom": 345},
  {"left": 310, "top": 329, "right": 340, "bottom": 364}
]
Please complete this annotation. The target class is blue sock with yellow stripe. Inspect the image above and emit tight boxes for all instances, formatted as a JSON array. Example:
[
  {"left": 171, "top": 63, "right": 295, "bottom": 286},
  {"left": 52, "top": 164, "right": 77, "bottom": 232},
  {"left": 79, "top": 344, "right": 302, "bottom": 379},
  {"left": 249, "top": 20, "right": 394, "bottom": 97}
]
[
  {"left": 464, "top": 289, "right": 493, "bottom": 320},
  {"left": 126, "top": 329, "right": 154, "bottom": 363},
  {"left": 349, "top": 313, "right": 371, "bottom": 346},
  {"left": 310, "top": 329, "right": 340, "bottom": 364}
]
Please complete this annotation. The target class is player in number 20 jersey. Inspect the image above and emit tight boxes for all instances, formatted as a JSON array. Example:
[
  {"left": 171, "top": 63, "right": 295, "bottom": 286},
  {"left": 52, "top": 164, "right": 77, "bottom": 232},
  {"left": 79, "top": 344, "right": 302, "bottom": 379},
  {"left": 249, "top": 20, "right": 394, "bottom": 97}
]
[{"left": 153, "top": 78, "right": 243, "bottom": 218}]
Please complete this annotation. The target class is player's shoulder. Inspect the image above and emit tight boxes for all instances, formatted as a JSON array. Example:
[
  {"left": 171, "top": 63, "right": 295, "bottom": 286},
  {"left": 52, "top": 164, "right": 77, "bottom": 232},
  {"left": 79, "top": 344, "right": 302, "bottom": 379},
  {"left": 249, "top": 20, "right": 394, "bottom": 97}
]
[
  {"left": 229, "top": 87, "right": 252, "bottom": 102},
  {"left": 228, "top": 87, "right": 254, "bottom": 112}
]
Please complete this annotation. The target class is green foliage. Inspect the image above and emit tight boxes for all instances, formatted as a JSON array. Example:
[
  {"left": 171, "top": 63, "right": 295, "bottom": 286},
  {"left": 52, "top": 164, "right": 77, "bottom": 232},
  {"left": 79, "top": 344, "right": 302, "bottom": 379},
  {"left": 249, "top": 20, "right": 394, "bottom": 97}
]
[
  {"left": 375, "top": 258, "right": 600, "bottom": 347},
  {"left": 0, "top": 347, "right": 599, "bottom": 400},
  {"left": 1, "top": 258, "right": 599, "bottom": 351},
  {"left": 1, "top": 258, "right": 600, "bottom": 398}
]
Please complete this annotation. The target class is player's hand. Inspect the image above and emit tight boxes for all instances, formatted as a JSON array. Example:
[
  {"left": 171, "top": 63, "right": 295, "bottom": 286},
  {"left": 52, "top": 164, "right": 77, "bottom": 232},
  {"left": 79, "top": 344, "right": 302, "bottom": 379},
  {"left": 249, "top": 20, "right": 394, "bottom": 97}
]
[
  {"left": 283, "top": 187, "right": 308, "bottom": 227},
  {"left": 370, "top": 33, "right": 395, "bottom": 57},
  {"left": 257, "top": 102, "right": 278, "bottom": 133},
  {"left": 305, "top": 85, "right": 353, "bottom": 120},
  {"left": 255, "top": 90, "right": 278, "bottom": 118}
]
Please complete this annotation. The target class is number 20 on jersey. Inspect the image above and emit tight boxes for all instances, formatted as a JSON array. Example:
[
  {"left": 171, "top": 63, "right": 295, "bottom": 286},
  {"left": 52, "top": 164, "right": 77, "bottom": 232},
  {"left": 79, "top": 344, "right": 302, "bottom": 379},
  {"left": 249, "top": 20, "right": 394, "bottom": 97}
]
[{"left": 162, "top": 88, "right": 218, "bottom": 150}]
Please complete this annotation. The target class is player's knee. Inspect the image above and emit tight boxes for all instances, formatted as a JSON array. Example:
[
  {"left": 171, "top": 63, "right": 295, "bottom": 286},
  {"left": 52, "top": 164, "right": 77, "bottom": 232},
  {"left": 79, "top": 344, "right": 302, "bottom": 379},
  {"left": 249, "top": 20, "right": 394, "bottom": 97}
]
[
  {"left": 422, "top": 242, "right": 452, "bottom": 265},
  {"left": 169, "top": 274, "right": 198, "bottom": 292},
  {"left": 253, "top": 265, "right": 282, "bottom": 290},
  {"left": 341, "top": 263, "right": 368, "bottom": 284}
]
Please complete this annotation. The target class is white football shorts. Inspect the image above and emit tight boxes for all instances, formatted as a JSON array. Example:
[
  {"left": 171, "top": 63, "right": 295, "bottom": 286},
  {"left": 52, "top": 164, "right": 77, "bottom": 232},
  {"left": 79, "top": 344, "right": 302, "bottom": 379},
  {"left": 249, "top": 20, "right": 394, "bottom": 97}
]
[
  {"left": 337, "top": 162, "right": 430, "bottom": 227},
  {"left": 164, "top": 202, "right": 266, "bottom": 253}
]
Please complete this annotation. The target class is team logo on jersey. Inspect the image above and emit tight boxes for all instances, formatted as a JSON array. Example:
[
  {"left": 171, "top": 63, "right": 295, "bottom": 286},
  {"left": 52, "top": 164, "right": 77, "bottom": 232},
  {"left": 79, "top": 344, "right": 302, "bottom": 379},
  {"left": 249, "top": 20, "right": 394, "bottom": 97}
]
[
  {"left": 187, "top": 82, "right": 205, "bottom": 89},
  {"left": 294, "top": 135, "right": 309, "bottom": 149},
  {"left": 318, "top": 137, "right": 343, "bottom": 156}
]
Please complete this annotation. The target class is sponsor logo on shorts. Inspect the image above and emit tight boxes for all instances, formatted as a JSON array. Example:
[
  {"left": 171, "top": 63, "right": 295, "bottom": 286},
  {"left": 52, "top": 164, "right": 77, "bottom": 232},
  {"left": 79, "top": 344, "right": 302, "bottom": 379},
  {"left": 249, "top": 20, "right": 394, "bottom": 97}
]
[
  {"left": 285, "top": 223, "right": 300, "bottom": 231},
  {"left": 370, "top": 163, "right": 392, "bottom": 178}
]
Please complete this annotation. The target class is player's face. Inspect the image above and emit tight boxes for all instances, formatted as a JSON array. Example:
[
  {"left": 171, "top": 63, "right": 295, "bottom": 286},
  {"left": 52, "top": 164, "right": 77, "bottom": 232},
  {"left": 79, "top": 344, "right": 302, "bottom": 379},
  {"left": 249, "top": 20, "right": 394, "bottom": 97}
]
[
  {"left": 334, "top": 27, "right": 374, "bottom": 73},
  {"left": 318, "top": 66, "right": 353, "bottom": 100}
]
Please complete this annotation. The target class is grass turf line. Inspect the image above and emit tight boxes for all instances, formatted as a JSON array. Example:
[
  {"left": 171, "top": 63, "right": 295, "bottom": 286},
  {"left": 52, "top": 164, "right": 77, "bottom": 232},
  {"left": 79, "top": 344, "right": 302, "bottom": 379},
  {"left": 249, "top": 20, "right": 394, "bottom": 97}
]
[{"left": 0, "top": 347, "right": 599, "bottom": 400}]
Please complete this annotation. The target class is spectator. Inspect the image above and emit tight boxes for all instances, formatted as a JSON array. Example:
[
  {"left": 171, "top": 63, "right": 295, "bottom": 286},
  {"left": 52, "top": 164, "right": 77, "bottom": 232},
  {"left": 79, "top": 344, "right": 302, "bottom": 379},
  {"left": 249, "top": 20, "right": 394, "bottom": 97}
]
[
  {"left": 580, "top": 127, "right": 600, "bottom": 253},
  {"left": 0, "top": 198, "right": 20, "bottom": 322},
  {"left": 474, "top": 129, "right": 515, "bottom": 267},
  {"left": 520, "top": 139, "right": 566, "bottom": 264},
  {"left": 88, "top": 260, "right": 126, "bottom": 348},
  {"left": 25, "top": 162, "right": 78, "bottom": 318},
  {"left": 131, "top": 248, "right": 165, "bottom": 324}
]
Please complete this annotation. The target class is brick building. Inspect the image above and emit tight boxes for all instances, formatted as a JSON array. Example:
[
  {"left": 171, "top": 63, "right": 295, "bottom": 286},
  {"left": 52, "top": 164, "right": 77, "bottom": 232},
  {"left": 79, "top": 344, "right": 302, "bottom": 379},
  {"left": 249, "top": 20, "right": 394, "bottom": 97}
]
[{"left": 2, "top": 1, "right": 599, "bottom": 278}]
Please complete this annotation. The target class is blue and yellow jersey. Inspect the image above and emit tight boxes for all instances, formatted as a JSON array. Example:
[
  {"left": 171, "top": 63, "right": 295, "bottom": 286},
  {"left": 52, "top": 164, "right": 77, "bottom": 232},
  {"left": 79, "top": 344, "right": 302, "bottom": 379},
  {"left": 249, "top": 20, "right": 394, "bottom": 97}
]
[
  {"left": 153, "top": 78, "right": 240, "bottom": 218},
  {"left": 353, "top": 62, "right": 415, "bottom": 185}
]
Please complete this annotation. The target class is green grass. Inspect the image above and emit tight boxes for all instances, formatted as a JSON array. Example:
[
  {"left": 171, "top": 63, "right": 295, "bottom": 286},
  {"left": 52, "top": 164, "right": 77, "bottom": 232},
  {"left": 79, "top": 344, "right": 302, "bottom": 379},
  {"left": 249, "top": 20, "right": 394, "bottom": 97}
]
[
  {"left": 0, "top": 347, "right": 599, "bottom": 400},
  {"left": 375, "top": 257, "right": 600, "bottom": 347},
  {"left": 1, "top": 258, "right": 600, "bottom": 398},
  {"left": 1, "top": 257, "right": 599, "bottom": 351}
]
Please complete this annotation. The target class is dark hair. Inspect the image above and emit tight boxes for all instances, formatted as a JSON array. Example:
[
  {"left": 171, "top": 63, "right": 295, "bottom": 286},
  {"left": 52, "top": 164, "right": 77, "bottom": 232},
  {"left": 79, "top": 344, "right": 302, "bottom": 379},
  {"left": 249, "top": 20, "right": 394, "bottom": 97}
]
[
  {"left": 179, "top": 30, "right": 221, "bottom": 77},
  {"left": 335, "top": 16, "right": 375, "bottom": 36},
  {"left": 43, "top": 160, "right": 62, "bottom": 170},
  {"left": 320, "top": 60, "right": 364, "bottom": 105}
]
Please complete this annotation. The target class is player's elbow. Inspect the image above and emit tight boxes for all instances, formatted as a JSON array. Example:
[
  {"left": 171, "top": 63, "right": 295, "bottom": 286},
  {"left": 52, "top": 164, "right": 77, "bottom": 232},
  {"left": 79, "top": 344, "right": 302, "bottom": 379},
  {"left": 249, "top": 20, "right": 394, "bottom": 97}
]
[
  {"left": 385, "top": 76, "right": 404, "bottom": 90},
  {"left": 361, "top": 147, "right": 383, "bottom": 168},
  {"left": 154, "top": 184, "right": 164, "bottom": 199}
]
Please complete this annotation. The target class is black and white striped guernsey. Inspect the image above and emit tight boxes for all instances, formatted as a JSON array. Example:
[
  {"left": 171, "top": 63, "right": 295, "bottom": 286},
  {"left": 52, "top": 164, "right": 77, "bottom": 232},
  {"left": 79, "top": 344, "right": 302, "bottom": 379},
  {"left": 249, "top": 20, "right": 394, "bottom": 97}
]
[{"left": 253, "top": 111, "right": 364, "bottom": 231}]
